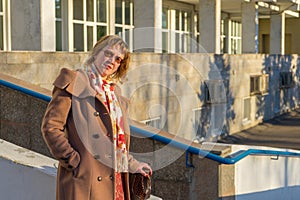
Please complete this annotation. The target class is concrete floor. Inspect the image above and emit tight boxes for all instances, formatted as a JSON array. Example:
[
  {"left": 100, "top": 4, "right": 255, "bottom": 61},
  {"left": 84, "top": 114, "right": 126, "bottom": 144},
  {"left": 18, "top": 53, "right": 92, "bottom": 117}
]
[{"left": 219, "top": 108, "right": 300, "bottom": 151}]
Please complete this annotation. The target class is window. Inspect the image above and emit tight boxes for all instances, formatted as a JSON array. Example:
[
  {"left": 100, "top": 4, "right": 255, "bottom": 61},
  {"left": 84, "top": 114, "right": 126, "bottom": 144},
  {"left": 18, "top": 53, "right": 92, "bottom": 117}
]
[
  {"left": 229, "top": 21, "right": 242, "bottom": 54},
  {"left": 280, "top": 72, "right": 294, "bottom": 88},
  {"left": 204, "top": 80, "right": 227, "bottom": 104},
  {"left": 243, "top": 97, "right": 251, "bottom": 122},
  {"left": 115, "top": 0, "right": 134, "bottom": 50},
  {"left": 250, "top": 74, "right": 269, "bottom": 95},
  {"left": 162, "top": 7, "right": 169, "bottom": 52},
  {"left": 162, "top": 2, "right": 195, "bottom": 53},
  {"left": 55, "top": 0, "right": 63, "bottom": 51},
  {"left": 72, "top": 0, "right": 108, "bottom": 52}
]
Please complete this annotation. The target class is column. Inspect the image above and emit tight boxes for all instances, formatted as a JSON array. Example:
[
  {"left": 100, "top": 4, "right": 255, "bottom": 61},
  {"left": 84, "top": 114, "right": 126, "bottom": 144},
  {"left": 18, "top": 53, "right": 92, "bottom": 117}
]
[
  {"left": 199, "top": 0, "right": 221, "bottom": 54},
  {"left": 133, "top": 0, "right": 162, "bottom": 52},
  {"left": 270, "top": 12, "right": 285, "bottom": 55},
  {"left": 40, "top": 0, "right": 56, "bottom": 51},
  {"left": 10, "top": 0, "right": 42, "bottom": 50},
  {"left": 241, "top": 1, "right": 258, "bottom": 53}
]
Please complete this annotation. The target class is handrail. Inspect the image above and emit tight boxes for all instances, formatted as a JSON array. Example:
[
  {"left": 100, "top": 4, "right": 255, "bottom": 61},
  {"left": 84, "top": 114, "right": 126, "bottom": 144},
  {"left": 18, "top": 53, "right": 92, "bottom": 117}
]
[
  {"left": 2, "top": 78, "right": 300, "bottom": 165},
  {"left": 130, "top": 126, "right": 300, "bottom": 164},
  {"left": 0, "top": 79, "right": 51, "bottom": 102}
]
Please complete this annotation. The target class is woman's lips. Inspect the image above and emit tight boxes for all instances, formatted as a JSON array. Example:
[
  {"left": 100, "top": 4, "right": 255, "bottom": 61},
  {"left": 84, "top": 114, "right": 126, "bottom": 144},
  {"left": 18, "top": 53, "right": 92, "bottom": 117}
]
[{"left": 103, "top": 64, "right": 112, "bottom": 70}]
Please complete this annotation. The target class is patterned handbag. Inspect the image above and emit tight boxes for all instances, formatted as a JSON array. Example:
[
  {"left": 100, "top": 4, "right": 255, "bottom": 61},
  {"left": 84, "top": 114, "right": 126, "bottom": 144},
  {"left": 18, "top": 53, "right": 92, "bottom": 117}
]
[{"left": 129, "top": 173, "right": 151, "bottom": 200}]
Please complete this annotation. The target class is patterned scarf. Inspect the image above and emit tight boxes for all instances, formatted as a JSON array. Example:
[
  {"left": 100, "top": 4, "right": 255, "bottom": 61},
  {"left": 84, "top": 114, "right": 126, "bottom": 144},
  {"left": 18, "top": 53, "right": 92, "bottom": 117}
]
[{"left": 86, "top": 65, "right": 128, "bottom": 173}]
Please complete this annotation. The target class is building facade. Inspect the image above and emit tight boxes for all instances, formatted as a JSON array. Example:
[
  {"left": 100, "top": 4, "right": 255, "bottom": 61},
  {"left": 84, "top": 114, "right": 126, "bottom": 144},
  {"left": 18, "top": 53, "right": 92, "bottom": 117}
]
[{"left": 0, "top": 0, "right": 300, "bottom": 53}]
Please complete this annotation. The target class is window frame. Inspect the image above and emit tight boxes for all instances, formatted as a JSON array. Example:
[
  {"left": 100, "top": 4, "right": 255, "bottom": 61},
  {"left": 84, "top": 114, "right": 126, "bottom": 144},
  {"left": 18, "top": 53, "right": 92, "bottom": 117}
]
[
  {"left": 250, "top": 74, "right": 269, "bottom": 96},
  {"left": 0, "top": 0, "right": 10, "bottom": 51},
  {"left": 114, "top": 0, "right": 134, "bottom": 50},
  {"left": 280, "top": 71, "right": 294, "bottom": 89}
]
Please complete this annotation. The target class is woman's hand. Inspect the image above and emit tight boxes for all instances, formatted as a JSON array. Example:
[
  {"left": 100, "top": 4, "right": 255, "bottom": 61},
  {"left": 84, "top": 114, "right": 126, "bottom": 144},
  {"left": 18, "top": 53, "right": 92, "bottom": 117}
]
[{"left": 135, "top": 162, "right": 152, "bottom": 177}]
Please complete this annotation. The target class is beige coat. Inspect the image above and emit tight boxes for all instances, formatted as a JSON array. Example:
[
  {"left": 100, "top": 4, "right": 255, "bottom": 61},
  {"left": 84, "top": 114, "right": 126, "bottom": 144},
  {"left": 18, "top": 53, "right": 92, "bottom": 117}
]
[{"left": 41, "top": 68, "right": 140, "bottom": 200}]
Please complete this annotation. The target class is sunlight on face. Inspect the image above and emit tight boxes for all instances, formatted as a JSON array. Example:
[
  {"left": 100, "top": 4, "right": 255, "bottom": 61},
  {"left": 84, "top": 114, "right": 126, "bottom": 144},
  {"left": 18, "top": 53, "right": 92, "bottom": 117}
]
[{"left": 94, "top": 45, "right": 125, "bottom": 79}]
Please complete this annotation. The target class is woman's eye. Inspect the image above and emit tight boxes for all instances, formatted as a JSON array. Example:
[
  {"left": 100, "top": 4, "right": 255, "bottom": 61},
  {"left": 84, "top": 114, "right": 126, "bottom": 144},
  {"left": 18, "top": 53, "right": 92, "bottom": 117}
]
[{"left": 104, "top": 50, "right": 114, "bottom": 57}]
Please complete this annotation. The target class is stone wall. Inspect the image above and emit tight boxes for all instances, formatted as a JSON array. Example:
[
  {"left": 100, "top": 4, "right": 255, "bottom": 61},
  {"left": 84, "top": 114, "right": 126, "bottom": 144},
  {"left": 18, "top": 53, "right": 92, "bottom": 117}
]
[
  {"left": 1, "top": 52, "right": 300, "bottom": 141},
  {"left": 0, "top": 74, "right": 233, "bottom": 199}
]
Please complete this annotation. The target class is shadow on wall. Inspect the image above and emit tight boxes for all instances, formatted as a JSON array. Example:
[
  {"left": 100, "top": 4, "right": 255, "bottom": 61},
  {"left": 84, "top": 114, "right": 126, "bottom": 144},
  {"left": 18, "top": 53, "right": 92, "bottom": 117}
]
[
  {"left": 195, "top": 55, "right": 236, "bottom": 142},
  {"left": 263, "top": 54, "right": 299, "bottom": 119}
]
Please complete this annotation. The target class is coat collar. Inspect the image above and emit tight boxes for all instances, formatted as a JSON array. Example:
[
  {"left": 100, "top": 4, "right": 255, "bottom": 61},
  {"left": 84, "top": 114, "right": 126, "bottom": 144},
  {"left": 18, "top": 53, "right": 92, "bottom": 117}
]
[{"left": 53, "top": 67, "right": 122, "bottom": 101}]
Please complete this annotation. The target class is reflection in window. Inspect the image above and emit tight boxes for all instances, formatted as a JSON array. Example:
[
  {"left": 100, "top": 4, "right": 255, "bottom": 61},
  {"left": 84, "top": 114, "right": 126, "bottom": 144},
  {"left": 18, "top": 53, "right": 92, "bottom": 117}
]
[
  {"left": 56, "top": 21, "right": 62, "bottom": 51},
  {"left": 97, "top": 26, "right": 107, "bottom": 40},
  {"left": 162, "top": 7, "right": 168, "bottom": 29},
  {"left": 97, "top": 0, "right": 106, "bottom": 22},
  {"left": 86, "top": 0, "right": 94, "bottom": 22},
  {"left": 72, "top": 0, "right": 108, "bottom": 51},
  {"left": 115, "top": 0, "right": 122, "bottom": 24},
  {"left": 87, "top": 26, "right": 93, "bottom": 51},
  {"left": 162, "top": 7, "right": 193, "bottom": 53},
  {"left": 55, "top": 0, "right": 62, "bottom": 51},
  {"left": 74, "top": 24, "right": 84, "bottom": 51},
  {"left": 55, "top": 0, "right": 61, "bottom": 18},
  {"left": 73, "top": 0, "right": 83, "bottom": 20},
  {"left": 115, "top": 0, "right": 133, "bottom": 49}
]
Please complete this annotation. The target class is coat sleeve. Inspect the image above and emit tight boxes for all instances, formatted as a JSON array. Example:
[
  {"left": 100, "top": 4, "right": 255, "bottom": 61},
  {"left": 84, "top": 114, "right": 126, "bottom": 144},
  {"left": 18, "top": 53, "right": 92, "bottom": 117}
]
[{"left": 41, "top": 72, "right": 80, "bottom": 171}]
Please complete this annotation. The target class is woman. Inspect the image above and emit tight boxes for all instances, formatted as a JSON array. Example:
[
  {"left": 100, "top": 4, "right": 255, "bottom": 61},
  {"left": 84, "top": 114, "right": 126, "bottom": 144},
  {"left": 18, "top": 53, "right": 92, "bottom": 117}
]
[{"left": 41, "top": 35, "right": 152, "bottom": 200}]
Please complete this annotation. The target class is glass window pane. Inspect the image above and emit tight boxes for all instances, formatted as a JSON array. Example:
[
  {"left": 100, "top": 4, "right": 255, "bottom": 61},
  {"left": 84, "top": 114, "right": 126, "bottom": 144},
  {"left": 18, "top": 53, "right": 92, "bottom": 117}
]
[
  {"left": 175, "top": 32, "right": 180, "bottom": 52},
  {"left": 73, "top": 0, "right": 83, "bottom": 20},
  {"left": 55, "top": 0, "right": 61, "bottom": 18},
  {"left": 0, "top": 0, "right": 2, "bottom": 12},
  {"left": 0, "top": 16, "right": 3, "bottom": 50},
  {"left": 97, "top": 0, "right": 106, "bottom": 22},
  {"left": 115, "top": 27, "right": 122, "bottom": 37},
  {"left": 115, "top": 0, "right": 122, "bottom": 24},
  {"left": 181, "top": 12, "right": 185, "bottom": 31},
  {"left": 186, "top": 12, "right": 191, "bottom": 32},
  {"left": 97, "top": 26, "right": 107, "bottom": 40},
  {"left": 124, "top": 28, "right": 130, "bottom": 45},
  {"left": 125, "top": 0, "right": 130, "bottom": 25},
  {"left": 74, "top": 23, "right": 84, "bottom": 51},
  {"left": 86, "top": 0, "right": 94, "bottom": 21},
  {"left": 162, "top": 7, "right": 168, "bottom": 29},
  {"left": 162, "top": 31, "right": 168, "bottom": 52},
  {"left": 87, "top": 26, "right": 93, "bottom": 51},
  {"left": 56, "top": 21, "right": 62, "bottom": 51},
  {"left": 175, "top": 10, "right": 179, "bottom": 30}
]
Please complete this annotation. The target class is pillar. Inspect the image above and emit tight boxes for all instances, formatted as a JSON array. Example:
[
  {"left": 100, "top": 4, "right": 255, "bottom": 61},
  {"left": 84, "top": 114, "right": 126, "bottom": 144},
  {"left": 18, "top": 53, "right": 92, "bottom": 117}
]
[
  {"left": 199, "top": 0, "right": 221, "bottom": 54},
  {"left": 133, "top": 0, "right": 162, "bottom": 52},
  {"left": 241, "top": 1, "right": 258, "bottom": 53},
  {"left": 40, "top": 0, "right": 56, "bottom": 51},
  {"left": 270, "top": 12, "right": 285, "bottom": 55}
]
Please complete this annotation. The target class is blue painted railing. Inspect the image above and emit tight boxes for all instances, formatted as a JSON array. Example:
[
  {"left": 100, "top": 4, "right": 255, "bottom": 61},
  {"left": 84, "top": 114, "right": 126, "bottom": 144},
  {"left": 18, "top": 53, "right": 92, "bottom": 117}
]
[{"left": 2, "top": 78, "right": 300, "bottom": 165}]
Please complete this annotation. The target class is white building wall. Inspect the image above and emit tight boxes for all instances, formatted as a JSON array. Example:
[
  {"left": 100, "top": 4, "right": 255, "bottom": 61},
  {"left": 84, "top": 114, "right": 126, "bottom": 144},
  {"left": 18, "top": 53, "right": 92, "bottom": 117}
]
[
  {"left": 0, "top": 139, "right": 57, "bottom": 200},
  {"left": 233, "top": 145, "right": 300, "bottom": 200}
]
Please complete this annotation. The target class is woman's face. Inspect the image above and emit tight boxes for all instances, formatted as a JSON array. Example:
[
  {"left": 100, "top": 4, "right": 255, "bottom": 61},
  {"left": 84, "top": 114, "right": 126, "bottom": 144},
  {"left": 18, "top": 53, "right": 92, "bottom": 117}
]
[{"left": 94, "top": 44, "right": 125, "bottom": 79}]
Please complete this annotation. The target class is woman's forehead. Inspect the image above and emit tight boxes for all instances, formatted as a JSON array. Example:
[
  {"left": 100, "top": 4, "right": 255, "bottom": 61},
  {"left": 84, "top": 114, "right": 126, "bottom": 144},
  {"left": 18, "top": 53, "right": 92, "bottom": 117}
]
[{"left": 106, "top": 44, "right": 125, "bottom": 55}]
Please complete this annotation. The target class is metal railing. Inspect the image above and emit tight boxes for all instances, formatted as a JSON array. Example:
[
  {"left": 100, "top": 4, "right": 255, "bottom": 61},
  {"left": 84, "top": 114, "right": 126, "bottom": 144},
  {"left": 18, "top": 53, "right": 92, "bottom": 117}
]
[{"left": 2, "top": 78, "right": 300, "bottom": 165}]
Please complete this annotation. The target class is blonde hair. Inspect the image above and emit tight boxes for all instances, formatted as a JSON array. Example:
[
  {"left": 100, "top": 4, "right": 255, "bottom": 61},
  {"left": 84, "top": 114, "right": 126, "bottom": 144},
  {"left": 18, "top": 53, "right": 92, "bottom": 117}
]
[{"left": 84, "top": 35, "right": 130, "bottom": 81}]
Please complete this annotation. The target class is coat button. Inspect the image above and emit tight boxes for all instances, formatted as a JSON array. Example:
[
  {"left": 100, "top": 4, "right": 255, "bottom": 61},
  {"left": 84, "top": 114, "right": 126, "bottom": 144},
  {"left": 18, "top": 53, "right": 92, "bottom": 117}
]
[
  {"left": 97, "top": 176, "right": 102, "bottom": 181},
  {"left": 92, "top": 134, "right": 100, "bottom": 139},
  {"left": 94, "top": 111, "right": 100, "bottom": 116},
  {"left": 110, "top": 175, "right": 113, "bottom": 180}
]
